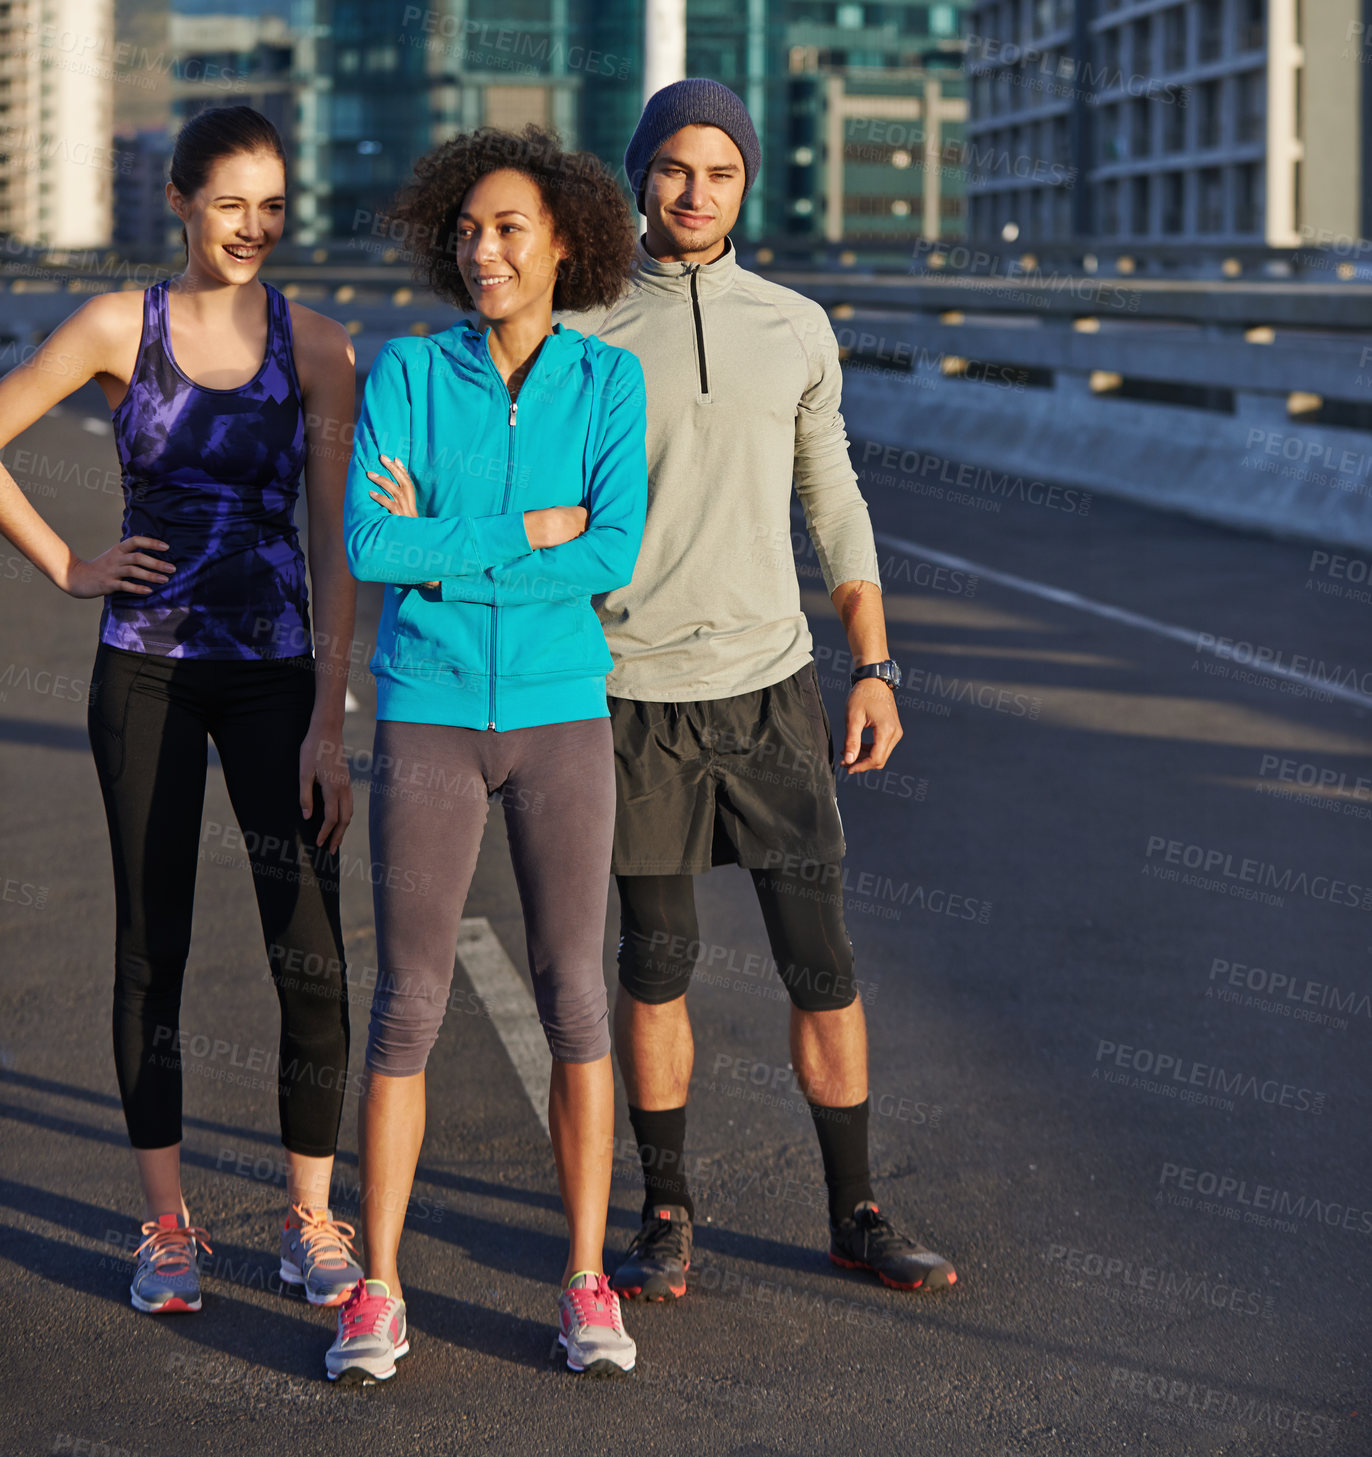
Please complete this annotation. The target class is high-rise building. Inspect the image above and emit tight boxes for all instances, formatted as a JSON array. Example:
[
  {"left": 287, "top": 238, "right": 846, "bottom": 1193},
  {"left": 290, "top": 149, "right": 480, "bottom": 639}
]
[
  {"left": 683, "top": 1, "right": 976, "bottom": 241},
  {"left": 312, "top": 0, "right": 979, "bottom": 246},
  {"left": 0, "top": 0, "right": 117, "bottom": 250},
  {"left": 112, "top": 129, "right": 174, "bottom": 251},
  {"left": 168, "top": 9, "right": 325, "bottom": 239},
  {"left": 98, "top": 0, "right": 983, "bottom": 254},
  {"left": 964, "top": 0, "right": 1366, "bottom": 246}
]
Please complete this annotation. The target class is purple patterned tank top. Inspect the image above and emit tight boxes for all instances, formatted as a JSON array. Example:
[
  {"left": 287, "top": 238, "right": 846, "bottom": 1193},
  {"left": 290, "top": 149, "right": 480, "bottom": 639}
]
[{"left": 99, "top": 278, "right": 312, "bottom": 658}]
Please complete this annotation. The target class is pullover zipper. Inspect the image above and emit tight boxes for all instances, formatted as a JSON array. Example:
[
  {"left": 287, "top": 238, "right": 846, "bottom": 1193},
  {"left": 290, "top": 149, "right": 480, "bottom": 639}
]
[{"left": 689, "top": 266, "right": 709, "bottom": 396}]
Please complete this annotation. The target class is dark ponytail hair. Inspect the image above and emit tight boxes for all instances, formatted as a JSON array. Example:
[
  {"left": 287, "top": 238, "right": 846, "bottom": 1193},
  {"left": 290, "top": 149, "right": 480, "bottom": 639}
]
[{"left": 169, "top": 105, "right": 287, "bottom": 254}]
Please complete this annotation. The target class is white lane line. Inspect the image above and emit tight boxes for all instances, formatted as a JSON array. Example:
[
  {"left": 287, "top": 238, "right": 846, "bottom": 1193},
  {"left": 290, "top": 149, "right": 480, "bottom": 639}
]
[
  {"left": 875, "top": 531, "right": 1372, "bottom": 713},
  {"left": 456, "top": 917, "right": 551, "bottom": 1136}
]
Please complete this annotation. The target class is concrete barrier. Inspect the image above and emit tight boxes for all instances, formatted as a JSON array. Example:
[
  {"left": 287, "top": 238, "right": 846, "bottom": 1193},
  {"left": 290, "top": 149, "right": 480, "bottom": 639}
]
[{"left": 839, "top": 363, "right": 1372, "bottom": 551}]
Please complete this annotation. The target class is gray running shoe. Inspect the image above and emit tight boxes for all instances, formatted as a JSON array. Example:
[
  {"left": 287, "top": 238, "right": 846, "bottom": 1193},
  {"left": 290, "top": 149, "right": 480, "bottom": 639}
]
[
  {"left": 325, "top": 1279, "right": 410, "bottom": 1385},
  {"left": 610, "top": 1204, "right": 692, "bottom": 1302},
  {"left": 279, "top": 1204, "right": 363, "bottom": 1307},
  {"left": 558, "top": 1272, "right": 636, "bottom": 1376},
  {"left": 130, "top": 1213, "right": 212, "bottom": 1314}
]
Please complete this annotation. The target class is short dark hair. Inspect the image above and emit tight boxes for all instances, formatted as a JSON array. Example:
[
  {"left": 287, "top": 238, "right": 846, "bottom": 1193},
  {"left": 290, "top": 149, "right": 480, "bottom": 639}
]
[
  {"left": 388, "top": 125, "right": 635, "bottom": 312},
  {"left": 168, "top": 105, "right": 286, "bottom": 254}
]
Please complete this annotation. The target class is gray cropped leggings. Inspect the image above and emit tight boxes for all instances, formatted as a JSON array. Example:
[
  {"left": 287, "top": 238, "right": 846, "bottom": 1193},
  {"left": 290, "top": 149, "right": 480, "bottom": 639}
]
[{"left": 365, "top": 716, "right": 615, "bottom": 1074}]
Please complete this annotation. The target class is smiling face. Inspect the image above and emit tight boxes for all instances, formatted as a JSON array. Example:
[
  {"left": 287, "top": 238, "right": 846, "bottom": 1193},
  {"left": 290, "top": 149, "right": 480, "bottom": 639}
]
[
  {"left": 642, "top": 125, "right": 746, "bottom": 263},
  {"left": 168, "top": 149, "right": 285, "bottom": 281},
  {"left": 453, "top": 168, "right": 567, "bottom": 326}
]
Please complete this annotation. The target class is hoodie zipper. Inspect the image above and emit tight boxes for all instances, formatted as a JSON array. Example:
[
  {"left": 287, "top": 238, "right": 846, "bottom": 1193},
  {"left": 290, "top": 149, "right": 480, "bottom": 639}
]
[
  {"left": 481, "top": 329, "right": 542, "bottom": 731},
  {"left": 689, "top": 266, "right": 709, "bottom": 397},
  {"left": 485, "top": 393, "right": 517, "bottom": 729}
]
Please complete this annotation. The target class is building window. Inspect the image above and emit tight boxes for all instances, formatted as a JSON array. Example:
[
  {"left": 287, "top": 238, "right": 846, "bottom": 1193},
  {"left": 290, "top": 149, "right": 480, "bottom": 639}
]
[
  {"left": 1198, "top": 79, "right": 1221, "bottom": 148},
  {"left": 837, "top": 4, "right": 864, "bottom": 28},
  {"left": 1162, "top": 6, "right": 1186, "bottom": 70},
  {"left": 1198, "top": 0, "right": 1222, "bottom": 63},
  {"left": 1099, "top": 25, "right": 1121, "bottom": 83},
  {"left": 1161, "top": 171, "right": 1184, "bottom": 233},
  {"left": 1237, "top": 69, "right": 1263, "bottom": 142},
  {"left": 1130, "top": 96, "right": 1150, "bottom": 157},
  {"left": 484, "top": 85, "right": 550, "bottom": 130},
  {"left": 1164, "top": 91, "right": 1187, "bottom": 151},
  {"left": 1238, "top": 0, "right": 1264, "bottom": 54},
  {"left": 1132, "top": 17, "right": 1152, "bottom": 78},
  {"left": 1234, "top": 160, "right": 1261, "bottom": 232},
  {"left": 1198, "top": 166, "right": 1223, "bottom": 231},
  {"left": 1101, "top": 177, "right": 1120, "bottom": 233},
  {"left": 1131, "top": 173, "right": 1150, "bottom": 233},
  {"left": 930, "top": 3, "right": 957, "bottom": 37}
]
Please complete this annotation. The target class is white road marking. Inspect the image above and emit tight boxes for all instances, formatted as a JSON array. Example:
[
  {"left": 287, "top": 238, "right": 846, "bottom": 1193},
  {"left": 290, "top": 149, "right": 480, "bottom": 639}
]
[
  {"left": 875, "top": 532, "right": 1372, "bottom": 713},
  {"left": 456, "top": 917, "right": 551, "bottom": 1136}
]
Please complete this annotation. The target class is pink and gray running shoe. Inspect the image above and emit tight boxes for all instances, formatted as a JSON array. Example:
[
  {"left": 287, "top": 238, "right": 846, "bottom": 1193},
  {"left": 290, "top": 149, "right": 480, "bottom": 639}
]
[
  {"left": 557, "top": 1272, "right": 636, "bottom": 1377},
  {"left": 325, "top": 1278, "right": 410, "bottom": 1385}
]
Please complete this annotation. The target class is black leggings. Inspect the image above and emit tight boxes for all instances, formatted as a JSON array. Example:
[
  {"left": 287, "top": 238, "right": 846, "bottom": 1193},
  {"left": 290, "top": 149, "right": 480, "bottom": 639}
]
[
  {"left": 87, "top": 642, "right": 349, "bottom": 1157},
  {"left": 616, "top": 862, "right": 857, "bottom": 1012}
]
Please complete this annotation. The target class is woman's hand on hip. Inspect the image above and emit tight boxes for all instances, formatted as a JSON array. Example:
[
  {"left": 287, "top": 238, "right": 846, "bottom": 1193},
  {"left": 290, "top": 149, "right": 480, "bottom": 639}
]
[
  {"left": 523, "top": 506, "right": 588, "bottom": 549},
  {"left": 64, "top": 536, "right": 175, "bottom": 598}
]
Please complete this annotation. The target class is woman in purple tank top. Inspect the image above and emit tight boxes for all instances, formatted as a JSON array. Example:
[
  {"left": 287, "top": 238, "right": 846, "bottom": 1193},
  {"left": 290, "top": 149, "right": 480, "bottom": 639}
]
[{"left": 0, "top": 108, "right": 364, "bottom": 1321}]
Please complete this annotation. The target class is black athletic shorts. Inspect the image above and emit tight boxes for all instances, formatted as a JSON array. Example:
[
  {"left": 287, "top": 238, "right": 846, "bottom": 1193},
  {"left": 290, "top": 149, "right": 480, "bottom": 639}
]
[{"left": 607, "top": 661, "right": 847, "bottom": 876}]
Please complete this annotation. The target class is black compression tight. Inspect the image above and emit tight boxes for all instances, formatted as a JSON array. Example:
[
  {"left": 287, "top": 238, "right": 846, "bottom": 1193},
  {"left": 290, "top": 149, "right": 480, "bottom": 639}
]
[
  {"left": 87, "top": 643, "right": 349, "bottom": 1156},
  {"left": 616, "top": 861, "right": 857, "bottom": 1011}
]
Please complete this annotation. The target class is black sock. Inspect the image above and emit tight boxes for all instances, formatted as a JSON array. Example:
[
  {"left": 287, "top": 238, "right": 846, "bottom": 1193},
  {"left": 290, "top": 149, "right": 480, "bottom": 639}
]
[
  {"left": 627, "top": 1104, "right": 694, "bottom": 1222},
  {"left": 809, "top": 1097, "right": 875, "bottom": 1224}
]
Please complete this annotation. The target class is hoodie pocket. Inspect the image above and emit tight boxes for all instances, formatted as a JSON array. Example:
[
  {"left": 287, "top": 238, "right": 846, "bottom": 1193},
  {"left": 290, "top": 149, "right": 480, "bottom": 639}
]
[
  {"left": 386, "top": 585, "right": 482, "bottom": 687},
  {"left": 507, "top": 599, "right": 613, "bottom": 680}
]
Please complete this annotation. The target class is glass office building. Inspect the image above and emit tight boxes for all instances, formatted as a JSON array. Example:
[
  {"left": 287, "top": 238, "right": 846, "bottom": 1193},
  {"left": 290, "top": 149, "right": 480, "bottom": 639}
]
[
  {"left": 154, "top": 0, "right": 982, "bottom": 247},
  {"left": 965, "top": 0, "right": 1366, "bottom": 247}
]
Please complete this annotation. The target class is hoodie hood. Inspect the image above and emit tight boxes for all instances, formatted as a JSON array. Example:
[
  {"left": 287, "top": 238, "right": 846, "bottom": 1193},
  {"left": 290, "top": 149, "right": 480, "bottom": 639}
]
[{"left": 427, "top": 318, "right": 590, "bottom": 376}]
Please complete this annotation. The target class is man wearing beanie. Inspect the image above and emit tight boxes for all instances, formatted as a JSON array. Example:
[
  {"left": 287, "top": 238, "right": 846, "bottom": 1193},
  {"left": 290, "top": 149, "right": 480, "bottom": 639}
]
[{"left": 568, "top": 78, "right": 957, "bottom": 1302}]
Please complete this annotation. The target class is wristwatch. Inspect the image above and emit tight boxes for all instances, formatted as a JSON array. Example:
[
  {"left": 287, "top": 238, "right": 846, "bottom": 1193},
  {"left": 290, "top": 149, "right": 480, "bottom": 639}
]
[{"left": 850, "top": 659, "right": 902, "bottom": 691}]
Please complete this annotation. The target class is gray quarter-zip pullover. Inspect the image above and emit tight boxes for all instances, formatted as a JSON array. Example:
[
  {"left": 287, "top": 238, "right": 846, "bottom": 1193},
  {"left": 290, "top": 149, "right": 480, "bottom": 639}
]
[{"left": 566, "top": 236, "right": 882, "bottom": 702}]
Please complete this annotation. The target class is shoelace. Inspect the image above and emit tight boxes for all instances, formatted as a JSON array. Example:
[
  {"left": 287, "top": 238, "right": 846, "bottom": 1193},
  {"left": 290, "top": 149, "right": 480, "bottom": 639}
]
[
  {"left": 135, "top": 1220, "right": 213, "bottom": 1275},
  {"left": 290, "top": 1204, "right": 359, "bottom": 1270},
  {"left": 855, "top": 1206, "right": 918, "bottom": 1256},
  {"left": 566, "top": 1275, "right": 623, "bottom": 1333},
  {"left": 629, "top": 1217, "right": 689, "bottom": 1263},
  {"left": 339, "top": 1282, "right": 392, "bottom": 1338}
]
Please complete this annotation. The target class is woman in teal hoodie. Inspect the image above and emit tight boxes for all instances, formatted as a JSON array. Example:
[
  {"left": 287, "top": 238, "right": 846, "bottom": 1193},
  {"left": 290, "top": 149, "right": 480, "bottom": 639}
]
[{"left": 329, "top": 127, "right": 647, "bottom": 1382}]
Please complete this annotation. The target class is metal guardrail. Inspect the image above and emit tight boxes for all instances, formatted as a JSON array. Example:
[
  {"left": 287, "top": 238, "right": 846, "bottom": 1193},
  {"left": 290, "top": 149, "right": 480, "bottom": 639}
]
[{"left": 8, "top": 233, "right": 1372, "bottom": 284}]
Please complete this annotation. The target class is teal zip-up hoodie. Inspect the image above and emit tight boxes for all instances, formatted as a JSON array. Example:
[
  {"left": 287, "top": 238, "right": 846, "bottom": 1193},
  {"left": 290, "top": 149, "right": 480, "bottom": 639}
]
[{"left": 344, "top": 321, "right": 647, "bottom": 730}]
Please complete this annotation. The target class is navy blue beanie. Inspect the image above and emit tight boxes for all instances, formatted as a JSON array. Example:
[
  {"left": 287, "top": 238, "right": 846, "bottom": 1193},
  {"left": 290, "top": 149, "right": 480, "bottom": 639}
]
[{"left": 624, "top": 78, "right": 761, "bottom": 213}]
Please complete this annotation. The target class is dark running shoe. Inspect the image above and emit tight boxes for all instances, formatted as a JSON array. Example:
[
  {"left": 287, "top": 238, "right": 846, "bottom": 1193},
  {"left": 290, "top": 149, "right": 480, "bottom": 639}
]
[
  {"left": 829, "top": 1201, "right": 957, "bottom": 1291},
  {"left": 610, "top": 1204, "right": 692, "bottom": 1302}
]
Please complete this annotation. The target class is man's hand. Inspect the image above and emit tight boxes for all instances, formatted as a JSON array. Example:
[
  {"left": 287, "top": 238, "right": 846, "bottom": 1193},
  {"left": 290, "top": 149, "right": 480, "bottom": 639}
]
[{"left": 841, "top": 678, "right": 902, "bottom": 774}]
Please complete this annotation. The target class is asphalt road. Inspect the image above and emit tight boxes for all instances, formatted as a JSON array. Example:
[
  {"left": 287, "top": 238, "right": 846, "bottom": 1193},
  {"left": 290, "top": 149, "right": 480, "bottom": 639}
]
[{"left": 0, "top": 380, "right": 1368, "bottom": 1457}]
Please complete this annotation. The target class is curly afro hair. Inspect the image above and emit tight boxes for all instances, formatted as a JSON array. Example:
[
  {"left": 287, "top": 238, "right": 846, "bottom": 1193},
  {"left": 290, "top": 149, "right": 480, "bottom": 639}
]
[{"left": 388, "top": 125, "right": 636, "bottom": 312}]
